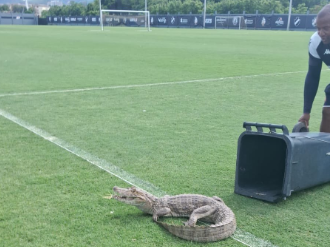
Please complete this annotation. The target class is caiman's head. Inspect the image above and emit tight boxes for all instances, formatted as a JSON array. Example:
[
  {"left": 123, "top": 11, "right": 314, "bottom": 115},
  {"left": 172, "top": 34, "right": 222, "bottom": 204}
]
[{"left": 112, "top": 186, "right": 156, "bottom": 214}]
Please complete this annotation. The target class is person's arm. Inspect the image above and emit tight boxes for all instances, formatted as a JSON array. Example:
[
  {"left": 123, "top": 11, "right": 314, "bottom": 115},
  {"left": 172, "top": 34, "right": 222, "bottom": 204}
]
[
  {"left": 299, "top": 54, "right": 322, "bottom": 127},
  {"left": 303, "top": 54, "right": 322, "bottom": 114}
]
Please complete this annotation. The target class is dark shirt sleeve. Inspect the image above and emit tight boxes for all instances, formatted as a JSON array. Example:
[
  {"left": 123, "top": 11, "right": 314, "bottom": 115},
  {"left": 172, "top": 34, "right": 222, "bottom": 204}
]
[{"left": 303, "top": 53, "right": 322, "bottom": 113}]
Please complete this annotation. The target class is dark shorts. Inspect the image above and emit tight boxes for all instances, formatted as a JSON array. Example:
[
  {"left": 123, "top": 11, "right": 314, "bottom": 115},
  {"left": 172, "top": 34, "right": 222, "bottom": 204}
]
[{"left": 325, "top": 84, "right": 330, "bottom": 107}]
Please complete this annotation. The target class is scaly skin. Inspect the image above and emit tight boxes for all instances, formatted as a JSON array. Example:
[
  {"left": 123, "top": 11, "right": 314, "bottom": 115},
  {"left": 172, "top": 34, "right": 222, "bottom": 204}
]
[{"left": 110, "top": 186, "right": 236, "bottom": 242}]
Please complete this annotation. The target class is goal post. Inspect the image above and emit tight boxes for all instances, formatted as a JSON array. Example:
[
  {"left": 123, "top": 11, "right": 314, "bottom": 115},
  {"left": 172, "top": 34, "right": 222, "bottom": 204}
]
[
  {"left": 214, "top": 16, "right": 246, "bottom": 29},
  {"left": 100, "top": 10, "right": 150, "bottom": 31}
]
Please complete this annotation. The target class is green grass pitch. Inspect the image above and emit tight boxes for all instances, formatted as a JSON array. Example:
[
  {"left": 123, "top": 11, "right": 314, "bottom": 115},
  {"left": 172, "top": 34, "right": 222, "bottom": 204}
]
[{"left": 1, "top": 25, "right": 330, "bottom": 247}]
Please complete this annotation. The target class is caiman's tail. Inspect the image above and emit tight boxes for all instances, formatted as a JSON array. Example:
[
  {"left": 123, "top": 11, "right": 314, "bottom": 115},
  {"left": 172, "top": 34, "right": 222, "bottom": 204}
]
[{"left": 156, "top": 218, "right": 236, "bottom": 242}]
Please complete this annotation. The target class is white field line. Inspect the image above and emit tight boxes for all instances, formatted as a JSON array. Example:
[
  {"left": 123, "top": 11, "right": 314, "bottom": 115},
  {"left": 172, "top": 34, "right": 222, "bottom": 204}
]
[
  {"left": 0, "top": 108, "right": 164, "bottom": 197},
  {"left": 232, "top": 229, "right": 278, "bottom": 247},
  {"left": 88, "top": 29, "right": 111, "bottom": 31},
  {"left": 88, "top": 29, "right": 150, "bottom": 32},
  {"left": 0, "top": 70, "right": 308, "bottom": 98},
  {"left": 0, "top": 108, "right": 278, "bottom": 247}
]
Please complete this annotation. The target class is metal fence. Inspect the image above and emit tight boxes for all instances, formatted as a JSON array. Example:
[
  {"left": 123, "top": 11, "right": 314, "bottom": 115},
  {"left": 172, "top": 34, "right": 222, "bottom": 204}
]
[
  {"left": 0, "top": 12, "right": 318, "bottom": 31},
  {"left": 151, "top": 14, "right": 317, "bottom": 30},
  {"left": 46, "top": 13, "right": 317, "bottom": 31}
]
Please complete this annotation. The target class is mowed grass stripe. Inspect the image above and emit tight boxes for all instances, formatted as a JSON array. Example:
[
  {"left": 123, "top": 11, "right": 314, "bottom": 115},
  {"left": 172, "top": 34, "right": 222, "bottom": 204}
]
[
  {"left": 0, "top": 26, "right": 312, "bottom": 94},
  {"left": 0, "top": 70, "right": 307, "bottom": 98}
]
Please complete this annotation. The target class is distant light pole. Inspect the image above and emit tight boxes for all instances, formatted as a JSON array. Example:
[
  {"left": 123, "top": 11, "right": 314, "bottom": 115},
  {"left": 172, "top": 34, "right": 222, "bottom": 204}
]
[
  {"left": 145, "top": 0, "right": 147, "bottom": 28},
  {"left": 203, "top": 0, "right": 206, "bottom": 28},
  {"left": 99, "top": 0, "right": 103, "bottom": 31},
  {"left": 287, "top": 0, "right": 292, "bottom": 31}
]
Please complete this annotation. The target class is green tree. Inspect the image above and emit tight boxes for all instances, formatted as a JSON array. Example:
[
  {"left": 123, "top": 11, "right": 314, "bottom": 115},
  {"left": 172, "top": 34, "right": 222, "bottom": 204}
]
[
  {"left": 149, "top": 2, "right": 168, "bottom": 14},
  {"left": 206, "top": 1, "right": 216, "bottom": 14},
  {"left": 131, "top": 0, "right": 146, "bottom": 11},
  {"left": 86, "top": 2, "right": 99, "bottom": 15},
  {"left": 215, "top": 0, "right": 243, "bottom": 14},
  {"left": 38, "top": 0, "right": 330, "bottom": 17},
  {"left": 0, "top": 4, "right": 10, "bottom": 12},
  {"left": 41, "top": 10, "right": 49, "bottom": 18},
  {"left": 292, "top": 3, "right": 308, "bottom": 14},
  {"left": 258, "top": 0, "right": 285, "bottom": 14},
  {"left": 241, "top": 0, "right": 259, "bottom": 14},
  {"left": 309, "top": 5, "right": 324, "bottom": 14},
  {"left": 12, "top": 4, "right": 25, "bottom": 13},
  {"left": 181, "top": 0, "right": 203, "bottom": 14},
  {"left": 168, "top": 0, "right": 183, "bottom": 14},
  {"left": 25, "top": 6, "right": 36, "bottom": 14},
  {"left": 48, "top": 6, "right": 62, "bottom": 16},
  {"left": 66, "top": 2, "right": 86, "bottom": 15},
  {"left": 308, "top": 0, "right": 329, "bottom": 13}
]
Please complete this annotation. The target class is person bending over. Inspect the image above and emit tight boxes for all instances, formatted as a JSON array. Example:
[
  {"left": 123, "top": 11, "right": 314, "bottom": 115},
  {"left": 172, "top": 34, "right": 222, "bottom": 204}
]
[{"left": 299, "top": 4, "right": 330, "bottom": 133}]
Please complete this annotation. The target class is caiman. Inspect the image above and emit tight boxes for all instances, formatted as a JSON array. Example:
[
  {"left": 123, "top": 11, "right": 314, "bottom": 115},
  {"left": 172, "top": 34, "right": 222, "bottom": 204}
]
[{"left": 109, "top": 186, "right": 236, "bottom": 242}]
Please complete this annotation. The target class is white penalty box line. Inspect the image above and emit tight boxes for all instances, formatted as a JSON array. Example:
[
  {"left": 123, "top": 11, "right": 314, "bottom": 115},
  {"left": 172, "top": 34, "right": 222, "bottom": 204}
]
[
  {"left": 0, "top": 108, "right": 278, "bottom": 247},
  {"left": 0, "top": 70, "right": 310, "bottom": 98}
]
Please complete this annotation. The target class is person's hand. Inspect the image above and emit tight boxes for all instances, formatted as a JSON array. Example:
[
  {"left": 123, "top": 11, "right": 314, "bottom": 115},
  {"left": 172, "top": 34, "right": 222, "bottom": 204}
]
[{"left": 298, "top": 113, "right": 310, "bottom": 128}]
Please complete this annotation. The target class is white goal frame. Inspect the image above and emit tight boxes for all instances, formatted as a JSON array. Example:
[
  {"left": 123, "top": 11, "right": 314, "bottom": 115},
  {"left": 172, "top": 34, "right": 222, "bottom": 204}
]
[
  {"left": 100, "top": 9, "right": 150, "bottom": 31},
  {"left": 214, "top": 16, "right": 246, "bottom": 30}
]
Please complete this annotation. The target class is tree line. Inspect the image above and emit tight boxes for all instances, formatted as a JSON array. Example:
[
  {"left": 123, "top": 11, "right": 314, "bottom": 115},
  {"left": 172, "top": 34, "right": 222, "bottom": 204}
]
[
  {"left": 0, "top": 4, "right": 35, "bottom": 14},
  {"left": 1, "top": 0, "right": 329, "bottom": 17}
]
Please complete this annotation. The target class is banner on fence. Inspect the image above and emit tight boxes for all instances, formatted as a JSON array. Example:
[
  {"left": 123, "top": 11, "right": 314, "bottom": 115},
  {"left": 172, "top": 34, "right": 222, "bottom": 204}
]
[{"left": 45, "top": 14, "right": 317, "bottom": 30}]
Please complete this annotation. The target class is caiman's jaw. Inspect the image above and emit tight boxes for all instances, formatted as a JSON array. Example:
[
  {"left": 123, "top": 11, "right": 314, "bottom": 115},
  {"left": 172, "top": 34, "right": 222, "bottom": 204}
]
[{"left": 112, "top": 186, "right": 154, "bottom": 208}]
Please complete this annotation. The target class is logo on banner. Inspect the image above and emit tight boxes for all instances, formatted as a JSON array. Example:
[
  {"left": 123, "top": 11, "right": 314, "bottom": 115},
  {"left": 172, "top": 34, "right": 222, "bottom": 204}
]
[
  {"left": 275, "top": 17, "right": 284, "bottom": 26},
  {"left": 171, "top": 17, "right": 175, "bottom": 24},
  {"left": 261, "top": 17, "right": 266, "bottom": 27},
  {"left": 232, "top": 17, "right": 238, "bottom": 26},
  {"left": 294, "top": 17, "right": 301, "bottom": 26},
  {"left": 180, "top": 18, "right": 188, "bottom": 24},
  {"left": 324, "top": 49, "right": 330, "bottom": 55},
  {"left": 150, "top": 17, "right": 154, "bottom": 24},
  {"left": 65, "top": 17, "right": 70, "bottom": 22},
  {"left": 49, "top": 17, "right": 51, "bottom": 22},
  {"left": 205, "top": 18, "right": 212, "bottom": 24},
  {"left": 194, "top": 17, "right": 198, "bottom": 25},
  {"left": 85, "top": 17, "right": 88, "bottom": 23},
  {"left": 61, "top": 17, "right": 63, "bottom": 22},
  {"left": 158, "top": 17, "right": 166, "bottom": 24},
  {"left": 312, "top": 17, "right": 316, "bottom": 27},
  {"left": 245, "top": 19, "right": 253, "bottom": 25}
]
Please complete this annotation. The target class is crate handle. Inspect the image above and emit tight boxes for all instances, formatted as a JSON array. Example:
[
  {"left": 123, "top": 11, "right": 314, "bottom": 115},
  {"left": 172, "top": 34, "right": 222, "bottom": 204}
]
[{"left": 243, "top": 122, "right": 289, "bottom": 135}]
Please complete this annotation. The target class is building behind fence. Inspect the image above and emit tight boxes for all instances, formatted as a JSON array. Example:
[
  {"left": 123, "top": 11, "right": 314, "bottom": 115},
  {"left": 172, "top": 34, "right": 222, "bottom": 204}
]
[{"left": 0, "top": 12, "right": 38, "bottom": 25}]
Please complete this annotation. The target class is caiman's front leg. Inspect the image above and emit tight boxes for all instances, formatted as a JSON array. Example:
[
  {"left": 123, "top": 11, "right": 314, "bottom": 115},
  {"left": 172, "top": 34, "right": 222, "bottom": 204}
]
[
  {"left": 153, "top": 207, "right": 172, "bottom": 222},
  {"left": 185, "top": 205, "right": 217, "bottom": 227}
]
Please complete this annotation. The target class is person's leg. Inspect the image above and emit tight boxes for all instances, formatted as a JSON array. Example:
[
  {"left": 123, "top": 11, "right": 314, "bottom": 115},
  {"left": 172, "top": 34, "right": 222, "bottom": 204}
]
[
  {"left": 320, "top": 108, "right": 330, "bottom": 132},
  {"left": 320, "top": 84, "right": 330, "bottom": 133}
]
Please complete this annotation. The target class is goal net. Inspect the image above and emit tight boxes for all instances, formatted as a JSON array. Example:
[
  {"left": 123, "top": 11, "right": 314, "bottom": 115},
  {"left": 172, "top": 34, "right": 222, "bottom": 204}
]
[
  {"left": 214, "top": 16, "right": 246, "bottom": 29},
  {"left": 101, "top": 10, "right": 150, "bottom": 31}
]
